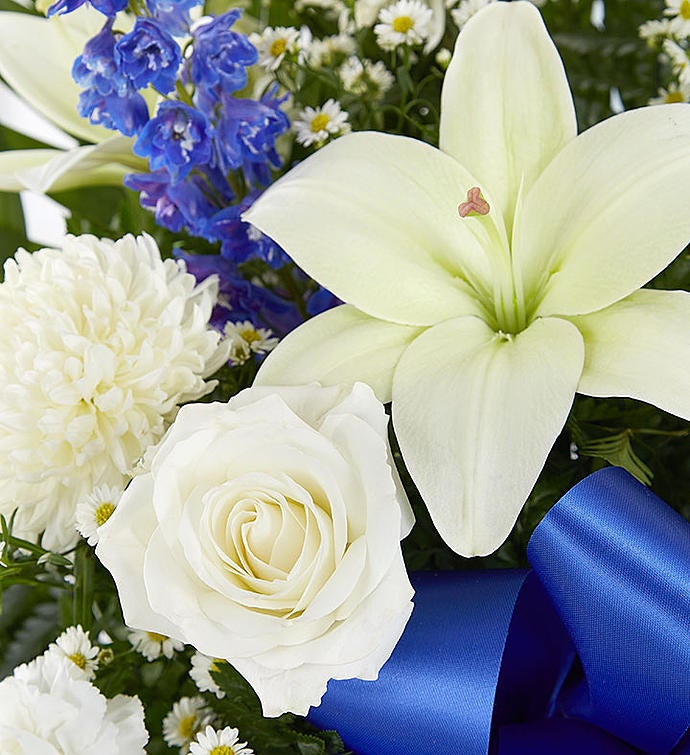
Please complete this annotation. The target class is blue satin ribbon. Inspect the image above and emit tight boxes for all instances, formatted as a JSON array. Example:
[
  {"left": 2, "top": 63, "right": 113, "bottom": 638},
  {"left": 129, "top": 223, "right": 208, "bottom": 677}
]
[{"left": 307, "top": 468, "right": 690, "bottom": 754}]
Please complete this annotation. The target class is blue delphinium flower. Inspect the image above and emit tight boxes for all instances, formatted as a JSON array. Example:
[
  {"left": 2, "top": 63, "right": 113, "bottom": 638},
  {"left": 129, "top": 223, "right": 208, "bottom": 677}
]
[
  {"left": 48, "top": 0, "right": 127, "bottom": 16},
  {"left": 72, "top": 20, "right": 127, "bottom": 97},
  {"left": 78, "top": 88, "right": 149, "bottom": 136},
  {"left": 146, "top": 0, "right": 203, "bottom": 37},
  {"left": 133, "top": 101, "right": 212, "bottom": 182},
  {"left": 116, "top": 18, "right": 182, "bottom": 94},
  {"left": 189, "top": 10, "right": 258, "bottom": 95},
  {"left": 213, "top": 91, "right": 289, "bottom": 179}
]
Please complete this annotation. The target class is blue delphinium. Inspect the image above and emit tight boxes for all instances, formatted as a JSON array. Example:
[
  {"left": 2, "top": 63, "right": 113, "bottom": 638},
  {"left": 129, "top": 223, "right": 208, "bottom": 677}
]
[
  {"left": 146, "top": 0, "right": 203, "bottom": 37},
  {"left": 72, "top": 20, "right": 127, "bottom": 96},
  {"left": 133, "top": 102, "right": 213, "bottom": 182},
  {"left": 116, "top": 18, "right": 182, "bottom": 94},
  {"left": 78, "top": 88, "right": 149, "bottom": 136},
  {"left": 48, "top": 0, "right": 127, "bottom": 17}
]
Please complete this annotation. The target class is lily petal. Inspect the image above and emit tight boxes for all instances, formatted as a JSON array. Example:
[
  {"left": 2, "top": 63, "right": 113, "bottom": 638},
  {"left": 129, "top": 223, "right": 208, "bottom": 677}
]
[
  {"left": 244, "top": 131, "right": 502, "bottom": 326},
  {"left": 392, "top": 315, "right": 584, "bottom": 556},
  {"left": 571, "top": 289, "right": 690, "bottom": 420},
  {"left": 516, "top": 104, "right": 690, "bottom": 318},
  {"left": 0, "top": 150, "right": 64, "bottom": 192},
  {"left": 255, "top": 304, "right": 423, "bottom": 403},
  {"left": 0, "top": 9, "right": 113, "bottom": 143},
  {"left": 440, "top": 0, "right": 576, "bottom": 232}
]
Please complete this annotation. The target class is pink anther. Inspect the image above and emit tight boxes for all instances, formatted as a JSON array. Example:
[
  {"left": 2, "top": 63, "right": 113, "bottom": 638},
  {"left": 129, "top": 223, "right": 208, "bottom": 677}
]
[{"left": 458, "top": 187, "right": 490, "bottom": 217}]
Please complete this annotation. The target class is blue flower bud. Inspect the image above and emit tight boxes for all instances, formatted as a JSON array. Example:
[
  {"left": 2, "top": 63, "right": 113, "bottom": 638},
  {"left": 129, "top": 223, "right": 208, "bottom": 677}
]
[
  {"left": 72, "top": 20, "right": 128, "bottom": 97},
  {"left": 78, "top": 87, "right": 149, "bottom": 136},
  {"left": 146, "top": 0, "right": 203, "bottom": 36},
  {"left": 48, "top": 0, "right": 127, "bottom": 16}
]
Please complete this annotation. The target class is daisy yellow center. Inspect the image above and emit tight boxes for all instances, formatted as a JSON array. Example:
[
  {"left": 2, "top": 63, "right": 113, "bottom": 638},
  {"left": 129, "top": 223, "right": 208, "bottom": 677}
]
[
  {"left": 179, "top": 715, "right": 199, "bottom": 741},
  {"left": 241, "top": 328, "right": 261, "bottom": 345},
  {"left": 147, "top": 631, "right": 167, "bottom": 643},
  {"left": 392, "top": 15, "right": 414, "bottom": 33},
  {"left": 681, "top": 0, "right": 690, "bottom": 19},
  {"left": 270, "top": 38, "right": 287, "bottom": 57},
  {"left": 95, "top": 502, "right": 115, "bottom": 526},
  {"left": 210, "top": 747, "right": 234, "bottom": 755},
  {"left": 68, "top": 652, "right": 86, "bottom": 669},
  {"left": 665, "top": 91, "right": 685, "bottom": 103},
  {"left": 310, "top": 114, "right": 330, "bottom": 132}
]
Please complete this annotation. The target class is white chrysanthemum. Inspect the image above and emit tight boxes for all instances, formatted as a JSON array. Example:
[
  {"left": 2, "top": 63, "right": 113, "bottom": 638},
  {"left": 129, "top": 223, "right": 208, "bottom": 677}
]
[
  {"left": 128, "top": 629, "right": 184, "bottom": 661},
  {"left": 190, "top": 725, "right": 254, "bottom": 755},
  {"left": 46, "top": 625, "right": 99, "bottom": 681},
  {"left": 189, "top": 653, "right": 226, "bottom": 699},
  {"left": 308, "top": 33, "right": 357, "bottom": 67},
  {"left": 163, "top": 696, "right": 215, "bottom": 754},
  {"left": 663, "top": 39, "right": 690, "bottom": 86},
  {"left": 339, "top": 56, "right": 394, "bottom": 97},
  {"left": 76, "top": 483, "right": 122, "bottom": 546},
  {"left": 0, "top": 233, "right": 228, "bottom": 551},
  {"left": 249, "top": 26, "right": 303, "bottom": 71},
  {"left": 374, "top": 0, "right": 433, "bottom": 50},
  {"left": 294, "top": 99, "right": 351, "bottom": 148},
  {"left": 639, "top": 17, "right": 673, "bottom": 40},
  {"left": 650, "top": 81, "right": 690, "bottom": 104},
  {"left": 451, "top": 0, "right": 493, "bottom": 28},
  {"left": 665, "top": 0, "right": 690, "bottom": 35},
  {"left": 223, "top": 321, "right": 279, "bottom": 366},
  {"left": 0, "top": 652, "right": 148, "bottom": 754}
]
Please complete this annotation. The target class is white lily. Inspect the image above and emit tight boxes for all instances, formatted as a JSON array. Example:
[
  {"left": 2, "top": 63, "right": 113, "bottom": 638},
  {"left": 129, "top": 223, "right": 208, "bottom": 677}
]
[
  {"left": 245, "top": 1, "right": 690, "bottom": 556},
  {"left": 0, "top": 8, "right": 145, "bottom": 194}
]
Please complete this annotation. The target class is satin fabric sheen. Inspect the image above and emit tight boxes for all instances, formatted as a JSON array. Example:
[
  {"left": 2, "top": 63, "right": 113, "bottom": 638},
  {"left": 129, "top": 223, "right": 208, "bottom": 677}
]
[{"left": 307, "top": 467, "right": 690, "bottom": 754}]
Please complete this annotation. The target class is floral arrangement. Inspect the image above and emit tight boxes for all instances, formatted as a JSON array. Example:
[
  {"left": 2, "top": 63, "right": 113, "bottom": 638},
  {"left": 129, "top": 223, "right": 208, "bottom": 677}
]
[{"left": 0, "top": 0, "right": 688, "bottom": 753}]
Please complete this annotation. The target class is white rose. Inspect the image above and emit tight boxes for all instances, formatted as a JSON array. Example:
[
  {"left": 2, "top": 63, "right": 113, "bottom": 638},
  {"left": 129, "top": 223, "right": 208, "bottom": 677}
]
[{"left": 96, "top": 382, "right": 415, "bottom": 716}]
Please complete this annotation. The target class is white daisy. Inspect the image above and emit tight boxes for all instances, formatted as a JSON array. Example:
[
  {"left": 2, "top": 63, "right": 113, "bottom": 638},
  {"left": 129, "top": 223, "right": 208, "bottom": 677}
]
[
  {"left": 339, "top": 56, "right": 394, "bottom": 97},
  {"left": 75, "top": 483, "right": 122, "bottom": 546},
  {"left": 46, "top": 624, "right": 99, "bottom": 680},
  {"left": 249, "top": 26, "right": 303, "bottom": 71},
  {"left": 189, "top": 652, "right": 226, "bottom": 699},
  {"left": 374, "top": 0, "right": 433, "bottom": 50},
  {"left": 163, "top": 696, "right": 215, "bottom": 754},
  {"left": 222, "top": 321, "right": 279, "bottom": 366},
  {"left": 308, "top": 33, "right": 357, "bottom": 68},
  {"left": 0, "top": 234, "right": 227, "bottom": 551},
  {"left": 663, "top": 38, "right": 690, "bottom": 87},
  {"left": 190, "top": 725, "right": 254, "bottom": 755},
  {"left": 128, "top": 629, "right": 185, "bottom": 661},
  {"left": 450, "top": 0, "right": 493, "bottom": 28},
  {"left": 639, "top": 17, "right": 673, "bottom": 41},
  {"left": 294, "top": 99, "right": 351, "bottom": 148},
  {"left": 650, "top": 81, "right": 690, "bottom": 104},
  {"left": 665, "top": 0, "right": 690, "bottom": 35}
]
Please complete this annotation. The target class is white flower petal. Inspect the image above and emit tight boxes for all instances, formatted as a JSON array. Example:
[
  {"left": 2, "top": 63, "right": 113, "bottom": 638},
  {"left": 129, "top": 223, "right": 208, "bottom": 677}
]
[
  {"left": 392, "top": 315, "right": 584, "bottom": 556},
  {"left": 440, "top": 0, "right": 576, "bottom": 232},
  {"left": 0, "top": 149, "right": 63, "bottom": 192},
  {"left": 517, "top": 104, "right": 690, "bottom": 318},
  {"left": 255, "top": 304, "right": 423, "bottom": 402},
  {"left": 245, "top": 131, "right": 497, "bottom": 326},
  {"left": 572, "top": 289, "right": 690, "bottom": 420}
]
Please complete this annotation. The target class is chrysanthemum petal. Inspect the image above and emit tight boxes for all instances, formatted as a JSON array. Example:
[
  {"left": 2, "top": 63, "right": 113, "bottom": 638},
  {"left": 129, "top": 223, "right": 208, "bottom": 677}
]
[
  {"left": 571, "top": 289, "right": 690, "bottom": 420},
  {"left": 516, "top": 104, "right": 690, "bottom": 318},
  {"left": 392, "top": 315, "right": 584, "bottom": 556},
  {"left": 255, "top": 304, "right": 423, "bottom": 402},
  {"left": 244, "top": 131, "right": 500, "bottom": 326},
  {"left": 440, "top": 0, "right": 576, "bottom": 232}
]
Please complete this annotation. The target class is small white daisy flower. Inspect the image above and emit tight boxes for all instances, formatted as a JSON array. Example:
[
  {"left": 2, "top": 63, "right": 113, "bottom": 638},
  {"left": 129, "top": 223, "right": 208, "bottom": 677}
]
[
  {"left": 308, "top": 33, "right": 357, "bottom": 68},
  {"left": 639, "top": 18, "right": 673, "bottom": 41},
  {"left": 450, "top": 0, "right": 493, "bottom": 29},
  {"left": 665, "top": 0, "right": 690, "bottom": 35},
  {"left": 46, "top": 624, "right": 99, "bottom": 680},
  {"left": 222, "top": 321, "right": 279, "bottom": 366},
  {"left": 294, "top": 99, "right": 351, "bottom": 148},
  {"left": 249, "top": 26, "right": 302, "bottom": 71},
  {"left": 650, "top": 81, "right": 690, "bottom": 104},
  {"left": 163, "top": 696, "right": 215, "bottom": 754},
  {"left": 128, "top": 629, "right": 184, "bottom": 661},
  {"left": 189, "top": 652, "right": 227, "bottom": 699},
  {"left": 75, "top": 483, "right": 122, "bottom": 545},
  {"left": 340, "top": 56, "right": 394, "bottom": 97},
  {"left": 374, "top": 0, "right": 433, "bottom": 51},
  {"left": 190, "top": 725, "right": 254, "bottom": 755}
]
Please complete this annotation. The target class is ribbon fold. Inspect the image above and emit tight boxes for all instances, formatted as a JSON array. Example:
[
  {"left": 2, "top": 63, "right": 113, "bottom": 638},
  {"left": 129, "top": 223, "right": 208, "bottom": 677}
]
[{"left": 308, "top": 468, "right": 690, "bottom": 754}]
